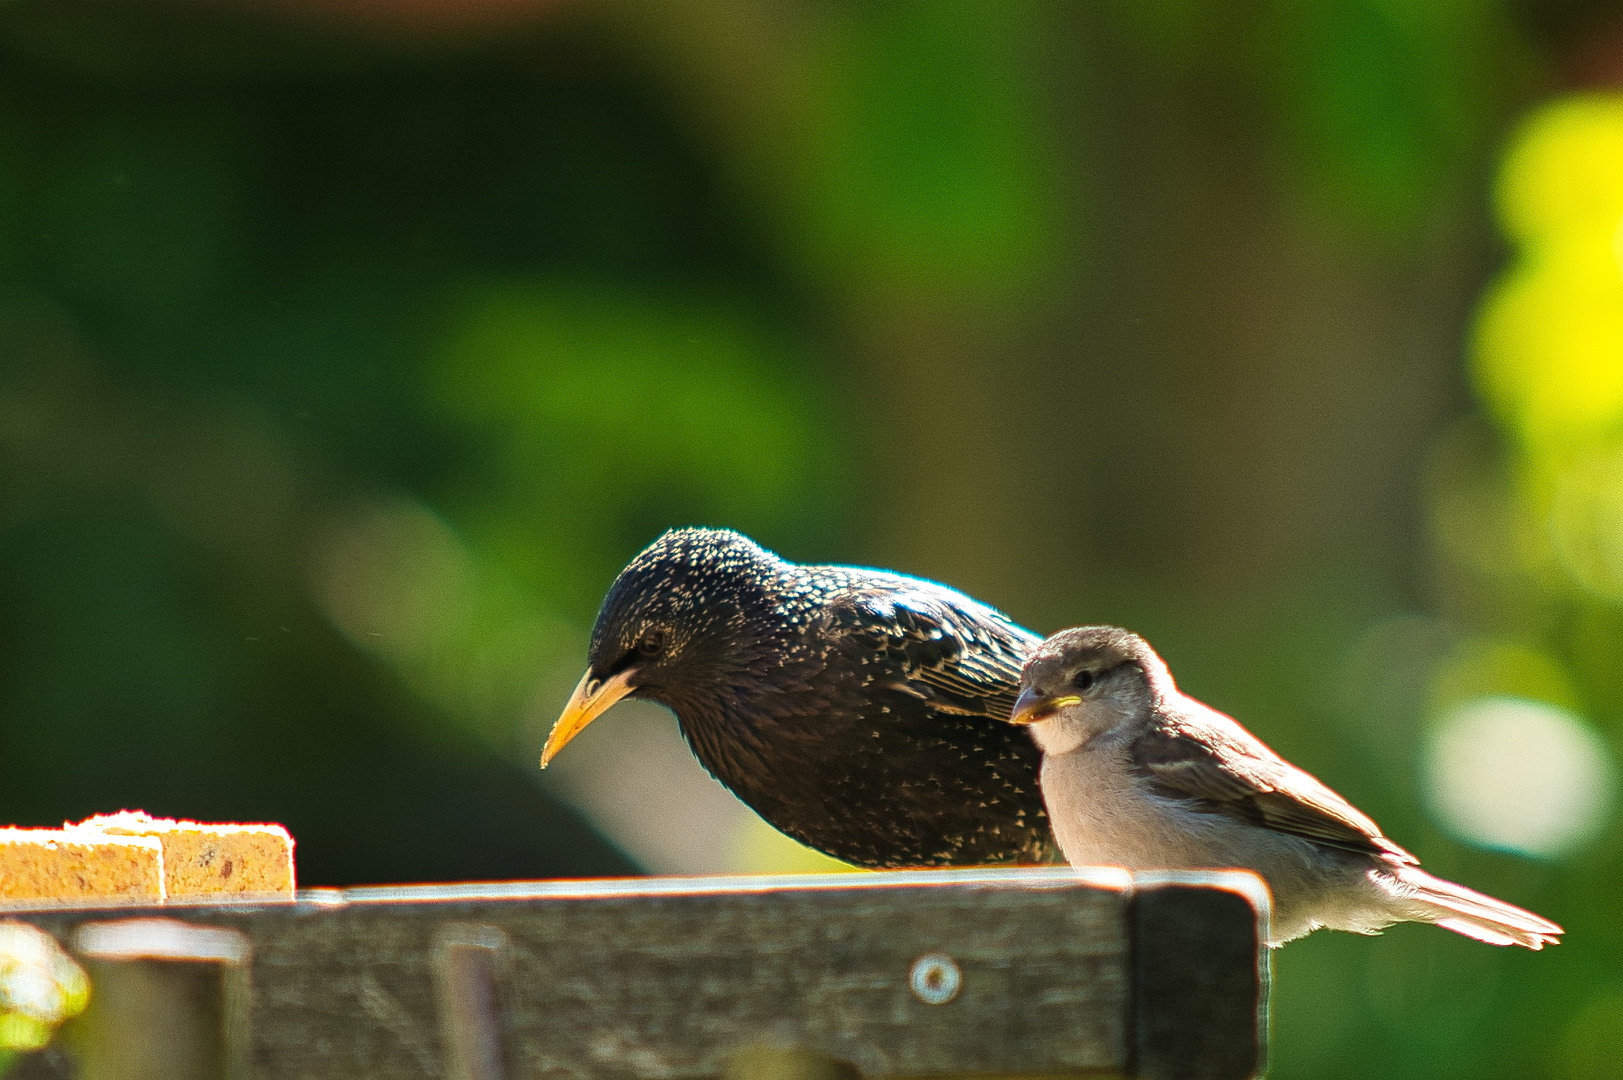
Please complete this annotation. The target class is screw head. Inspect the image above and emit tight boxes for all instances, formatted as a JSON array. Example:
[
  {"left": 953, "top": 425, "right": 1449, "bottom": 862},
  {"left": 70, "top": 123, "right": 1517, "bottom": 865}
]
[{"left": 909, "top": 953, "right": 962, "bottom": 1005}]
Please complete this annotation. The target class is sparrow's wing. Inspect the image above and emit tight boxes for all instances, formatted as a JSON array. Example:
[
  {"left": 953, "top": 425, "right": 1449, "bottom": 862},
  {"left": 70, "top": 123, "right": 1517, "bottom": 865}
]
[
  {"left": 821, "top": 578, "right": 1039, "bottom": 722},
  {"left": 1132, "top": 702, "right": 1416, "bottom": 862}
]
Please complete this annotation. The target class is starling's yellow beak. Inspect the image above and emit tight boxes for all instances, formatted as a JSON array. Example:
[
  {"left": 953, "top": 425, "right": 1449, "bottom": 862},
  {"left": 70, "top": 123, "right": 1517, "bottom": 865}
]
[
  {"left": 540, "top": 668, "right": 637, "bottom": 767},
  {"left": 1010, "top": 688, "right": 1082, "bottom": 726}
]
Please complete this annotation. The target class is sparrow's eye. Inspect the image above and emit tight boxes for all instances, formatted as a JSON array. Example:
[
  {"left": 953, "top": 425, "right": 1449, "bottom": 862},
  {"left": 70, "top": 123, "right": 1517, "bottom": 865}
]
[
  {"left": 638, "top": 628, "right": 667, "bottom": 658},
  {"left": 1072, "top": 669, "right": 1095, "bottom": 691}
]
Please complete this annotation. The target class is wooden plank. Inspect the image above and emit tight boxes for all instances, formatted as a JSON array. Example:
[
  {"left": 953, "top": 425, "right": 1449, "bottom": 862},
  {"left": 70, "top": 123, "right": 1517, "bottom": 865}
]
[
  {"left": 1129, "top": 874, "right": 1271, "bottom": 1080},
  {"left": 1, "top": 867, "right": 1269, "bottom": 1080}
]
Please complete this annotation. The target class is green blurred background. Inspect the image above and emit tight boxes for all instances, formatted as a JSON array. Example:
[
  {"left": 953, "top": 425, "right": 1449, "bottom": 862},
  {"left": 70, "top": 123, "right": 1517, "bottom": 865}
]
[{"left": 1, "top": 0, "right": 1622, "bottom": 1075}]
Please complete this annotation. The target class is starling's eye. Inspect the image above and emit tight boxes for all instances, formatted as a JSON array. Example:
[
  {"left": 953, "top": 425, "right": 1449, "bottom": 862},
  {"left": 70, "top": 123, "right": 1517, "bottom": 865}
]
[
  {"left": 637, "top": 628, "right": 667, "bottom": 658},
  {"left": 1072, "top": 669, "right": 1095, "bottom": 691}
]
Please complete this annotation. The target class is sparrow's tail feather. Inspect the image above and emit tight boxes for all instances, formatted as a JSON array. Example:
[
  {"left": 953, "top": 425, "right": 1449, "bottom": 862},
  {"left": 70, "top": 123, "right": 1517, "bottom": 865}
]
[{"left": 1381, "top": 868, "right": 1562, "bottom": 950}]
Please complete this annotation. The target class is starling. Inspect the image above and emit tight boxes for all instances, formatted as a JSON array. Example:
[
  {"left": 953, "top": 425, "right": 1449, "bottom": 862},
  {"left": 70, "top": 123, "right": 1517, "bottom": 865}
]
[
  {"left": 1012, "top": 626, "right": 1562, "bottom": 948},
  {"left": 542, "top": 527, "right": 1057, "bottom": 868}
]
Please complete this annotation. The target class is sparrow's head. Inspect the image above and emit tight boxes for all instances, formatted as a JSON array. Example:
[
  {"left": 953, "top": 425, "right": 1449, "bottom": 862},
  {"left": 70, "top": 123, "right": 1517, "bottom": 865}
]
[
  {"left": 540, "top": 527, "right": 784, "bottom": 767},
  {"left": 1010, "top": 626, "right": 1174, "bottom": 745}
]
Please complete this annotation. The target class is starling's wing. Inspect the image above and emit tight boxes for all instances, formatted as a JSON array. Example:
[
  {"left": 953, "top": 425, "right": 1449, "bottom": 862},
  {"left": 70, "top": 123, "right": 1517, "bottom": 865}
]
[
  {"left": 800, "top": 572, "right": 1058, "bottom": 866},
  {"left": 1131, "top": 701, "right": 1416, "bottom": 862},
  {"left": 819, "top": 577, "right": 1039, "bottom": 723}
]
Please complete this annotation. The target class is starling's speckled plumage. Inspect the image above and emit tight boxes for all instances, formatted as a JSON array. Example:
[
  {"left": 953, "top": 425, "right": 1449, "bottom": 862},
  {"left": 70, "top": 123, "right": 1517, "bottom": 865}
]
[{"left": 544, "top": 527, "right": 1057, "bottom": 868}]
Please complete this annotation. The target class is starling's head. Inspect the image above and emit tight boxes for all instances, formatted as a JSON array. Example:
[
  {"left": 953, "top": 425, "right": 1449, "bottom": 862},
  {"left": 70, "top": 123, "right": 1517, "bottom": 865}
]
[
  {"left": 1009, "top": 627, "right": 1173, "bottom": 748},
  {"left": 541, "top": 528, "right": 784, "bottom": 767}
]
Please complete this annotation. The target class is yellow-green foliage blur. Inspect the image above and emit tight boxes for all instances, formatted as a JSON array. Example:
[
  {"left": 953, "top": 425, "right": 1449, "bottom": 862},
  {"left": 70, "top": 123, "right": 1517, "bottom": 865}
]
[{"left": 0, "top": 2, "right": 1619, "bottom": 1077}]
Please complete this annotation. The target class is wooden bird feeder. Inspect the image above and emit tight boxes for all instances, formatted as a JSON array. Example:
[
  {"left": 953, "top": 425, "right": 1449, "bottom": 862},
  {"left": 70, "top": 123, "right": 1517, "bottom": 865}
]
[{"left": 0, "top": 867, "right": 1269, "bottom": 1080}]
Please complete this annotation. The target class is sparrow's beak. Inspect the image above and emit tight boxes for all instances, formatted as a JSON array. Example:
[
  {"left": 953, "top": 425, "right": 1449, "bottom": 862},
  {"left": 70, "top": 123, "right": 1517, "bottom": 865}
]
[
  {"left": 540, "top": 668, "right": 637, "bottom": 767},
  {"left": 1010, "top": 687, "right": 1082, "bottom": 726}
]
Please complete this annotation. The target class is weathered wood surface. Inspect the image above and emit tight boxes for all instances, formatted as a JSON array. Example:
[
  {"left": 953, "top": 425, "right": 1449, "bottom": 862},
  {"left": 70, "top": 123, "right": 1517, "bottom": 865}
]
[{"left": 1, "top": 867, "right": 1270, "bottom": 1080}]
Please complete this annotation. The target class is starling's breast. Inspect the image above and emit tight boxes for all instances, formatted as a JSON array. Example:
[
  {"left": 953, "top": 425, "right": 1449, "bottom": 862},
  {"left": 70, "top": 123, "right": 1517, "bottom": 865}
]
[{"left": 674, "top": 655, "right": 1056, "bottom": 869}]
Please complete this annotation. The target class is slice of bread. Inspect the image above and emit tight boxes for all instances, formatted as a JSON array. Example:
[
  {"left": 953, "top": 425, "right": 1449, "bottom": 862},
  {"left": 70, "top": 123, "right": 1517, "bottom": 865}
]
[
  {"left": 0, "top": 829, "right": 165, "bottom": 902},
  {"left": 73, "top": 812, "right": 295, "bottom": 900}
]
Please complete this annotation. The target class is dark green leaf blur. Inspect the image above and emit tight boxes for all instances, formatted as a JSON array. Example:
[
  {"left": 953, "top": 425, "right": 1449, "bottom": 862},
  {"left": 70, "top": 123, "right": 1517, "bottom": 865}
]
[{"left": 0, "top": 1, "right": 1618, "bottom": 1076}]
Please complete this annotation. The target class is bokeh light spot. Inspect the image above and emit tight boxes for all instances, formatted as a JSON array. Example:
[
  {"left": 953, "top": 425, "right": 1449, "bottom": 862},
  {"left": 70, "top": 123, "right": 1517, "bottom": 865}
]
[
  {"left": 1476, "top": 93, "right": 1623, "bottom": 452},
  {"left": 0, "top": 922, "right": 90, "bottom": 1053},
  {"left": 1496, "top": 94, "right": 1623, "bottom": 246},
  {"left": 1422, "top": 696, "right": 1616, "bottom": 859},
  {"left": 1475, "top": 238, "right": 1623, "bottom": 447}
]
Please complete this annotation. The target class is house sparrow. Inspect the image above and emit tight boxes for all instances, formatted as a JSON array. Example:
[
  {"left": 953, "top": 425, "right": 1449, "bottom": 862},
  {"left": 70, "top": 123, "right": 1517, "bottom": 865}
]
[{"left": 1012, "top": 625, "right": 1561, "bottom": 948}]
